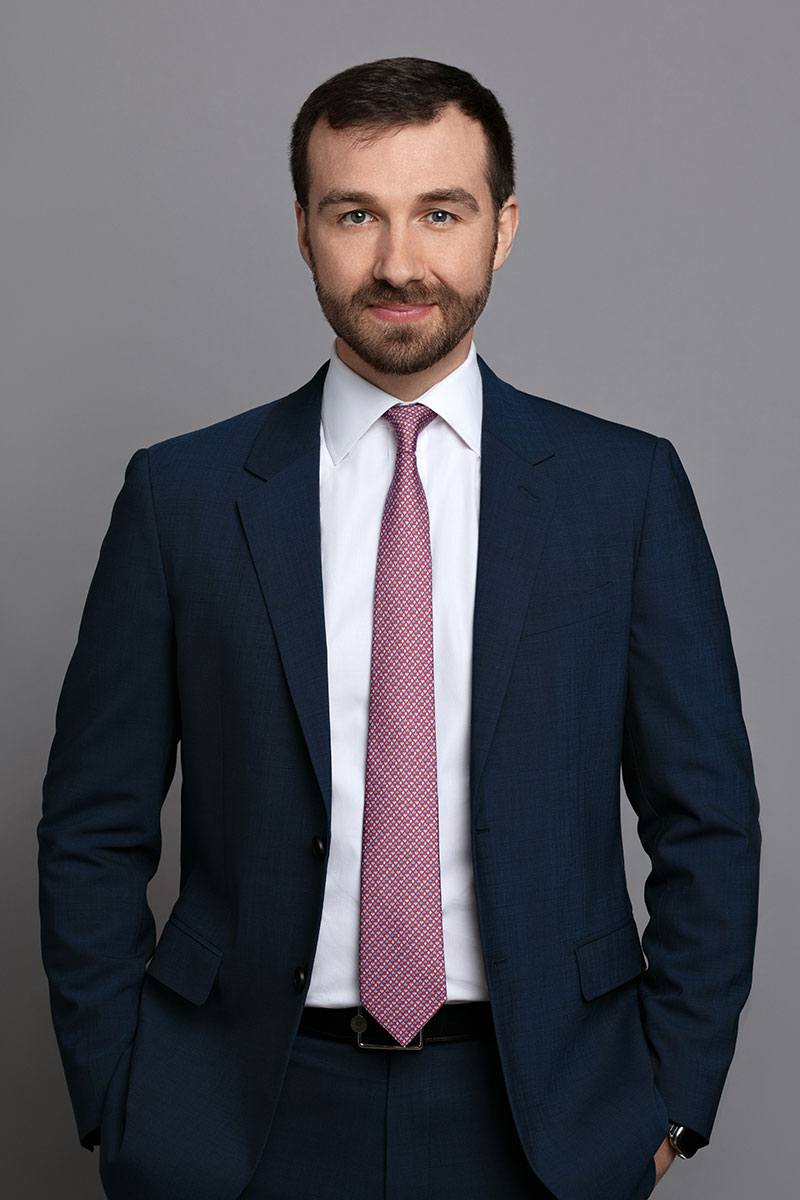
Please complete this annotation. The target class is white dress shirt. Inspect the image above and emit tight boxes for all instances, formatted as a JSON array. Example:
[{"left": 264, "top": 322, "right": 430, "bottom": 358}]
[{"left": 305, "top": 335, "right": 490, "bottom": 1007}]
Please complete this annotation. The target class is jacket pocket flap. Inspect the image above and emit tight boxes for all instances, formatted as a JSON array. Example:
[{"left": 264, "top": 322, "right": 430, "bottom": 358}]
[
  {"left": 145, "top": 916, "right": 223, "bottom": 1006},
  {"left": 574, "top": 917, "right": 646, "bottom": 1001}
]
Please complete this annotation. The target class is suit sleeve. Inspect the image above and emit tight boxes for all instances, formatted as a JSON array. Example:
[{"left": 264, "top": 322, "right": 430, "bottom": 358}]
[
  {"left": 621, "top": 436, "right": 762, "bottom": 1145},
  {"left": 37, "top": 447, "right": 180, "bottom": 1151}
]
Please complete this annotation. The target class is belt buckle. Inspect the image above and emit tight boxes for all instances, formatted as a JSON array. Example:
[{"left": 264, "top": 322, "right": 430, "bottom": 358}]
[{"left": 350, "top": 1005, "right": 424, "bottom": 1051}]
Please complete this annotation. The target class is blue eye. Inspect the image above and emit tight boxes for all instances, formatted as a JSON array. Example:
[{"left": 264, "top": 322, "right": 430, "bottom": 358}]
[
  {"left": 340, "top": 210, "right": 372, "bottom": 225},
  {"left": 338, "top": 209, "right": 457, "bottom": 227}
]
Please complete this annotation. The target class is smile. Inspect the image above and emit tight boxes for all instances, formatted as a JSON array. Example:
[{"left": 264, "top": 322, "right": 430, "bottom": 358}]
[{"left": 367, "top": 304, "right": 436, "bottom": 322}]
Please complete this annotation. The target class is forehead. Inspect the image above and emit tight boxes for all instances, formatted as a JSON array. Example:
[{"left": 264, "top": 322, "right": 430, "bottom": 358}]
[{"left": 307, "top": 103, "right": 489, "bottom": 199}]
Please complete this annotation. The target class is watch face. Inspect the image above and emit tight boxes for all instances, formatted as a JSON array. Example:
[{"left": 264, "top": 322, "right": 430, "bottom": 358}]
[{"left": 668, "top": 1124, "right": 703, "bottom": 1158}]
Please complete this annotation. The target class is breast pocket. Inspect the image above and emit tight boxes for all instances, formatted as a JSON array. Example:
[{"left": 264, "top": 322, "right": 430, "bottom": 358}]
[{"left": 520, "top": 578, "right": 615, "bottom": 638}]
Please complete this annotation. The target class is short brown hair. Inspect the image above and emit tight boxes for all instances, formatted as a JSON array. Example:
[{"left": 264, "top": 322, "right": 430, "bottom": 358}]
[{"left": 290, "top": 56, "right": 516, "bottom": 218}]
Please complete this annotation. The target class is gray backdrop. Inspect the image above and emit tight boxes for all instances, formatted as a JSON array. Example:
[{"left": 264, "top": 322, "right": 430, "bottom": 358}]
[{"left": 2, "top": 1, "right": 796, "bottom": 1195}]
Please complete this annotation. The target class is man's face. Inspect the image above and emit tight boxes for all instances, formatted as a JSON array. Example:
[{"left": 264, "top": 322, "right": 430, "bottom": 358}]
[{"left": 295, "top": 104, "right": 518, "bottom": 377}]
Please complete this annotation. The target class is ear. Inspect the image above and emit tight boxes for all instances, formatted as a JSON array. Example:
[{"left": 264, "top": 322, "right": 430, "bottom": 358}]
[
  {"left": 493, "top": 195, "right": 520, "bottom": 271},
  {"left": 295, "top": 201, "right": 312, "bottom": 270}
]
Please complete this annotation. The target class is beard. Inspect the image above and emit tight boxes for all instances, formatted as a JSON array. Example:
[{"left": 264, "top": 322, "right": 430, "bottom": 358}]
[{"left": 307, "top": 227, "right": 498, "bottom": 377}]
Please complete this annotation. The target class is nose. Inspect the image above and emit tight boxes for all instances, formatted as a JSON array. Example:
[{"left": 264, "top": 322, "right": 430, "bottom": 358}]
[{"left": 372, "top": 225, "right": 426, "bottom": 291}]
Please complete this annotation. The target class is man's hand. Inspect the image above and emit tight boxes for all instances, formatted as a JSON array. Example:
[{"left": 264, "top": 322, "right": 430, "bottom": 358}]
[{"left": 653, "top": 1135, "right": 677, "bottom": 1184}]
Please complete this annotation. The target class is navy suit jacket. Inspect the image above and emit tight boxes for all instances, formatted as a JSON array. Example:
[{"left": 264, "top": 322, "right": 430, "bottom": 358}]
[{"left": 38, "top": 354, "right": 761, "bottom": 1200}]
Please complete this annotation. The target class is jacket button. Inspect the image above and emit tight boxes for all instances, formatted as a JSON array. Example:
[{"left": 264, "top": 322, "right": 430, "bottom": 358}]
[
  {"left": 294, "top": 965, "right": 308, "bottom": 991},
  {"left": 311, "top": 835, "right": 326, "bottom": 861}
]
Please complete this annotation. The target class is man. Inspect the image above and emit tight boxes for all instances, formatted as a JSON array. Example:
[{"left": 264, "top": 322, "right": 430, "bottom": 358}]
[{"left": 38, "top": 57, "right": 761, "bottom": 1200}]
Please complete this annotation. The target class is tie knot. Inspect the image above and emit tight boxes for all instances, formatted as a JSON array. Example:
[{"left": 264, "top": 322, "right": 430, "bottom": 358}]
[{"left": 383, "top": 403, "right": 438, "bottom": 456}]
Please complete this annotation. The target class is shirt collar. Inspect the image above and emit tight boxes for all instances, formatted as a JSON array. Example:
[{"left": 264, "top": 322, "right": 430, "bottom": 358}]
[{"left": 321, "top": 336, "right": 483, "bottom": 466}]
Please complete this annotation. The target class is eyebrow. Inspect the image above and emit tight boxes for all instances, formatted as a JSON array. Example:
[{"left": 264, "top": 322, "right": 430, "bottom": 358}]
[{"left": 316, "top": 187, "right": 481, "bottom": 216}]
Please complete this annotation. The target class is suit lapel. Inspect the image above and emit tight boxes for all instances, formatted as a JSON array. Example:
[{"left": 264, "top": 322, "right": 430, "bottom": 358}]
[
  {"left": 468, "top": 357, "right": 558, "bottom": 824},
  {"left": 236, "top": 354, "right": 557, "bottom": 830}
]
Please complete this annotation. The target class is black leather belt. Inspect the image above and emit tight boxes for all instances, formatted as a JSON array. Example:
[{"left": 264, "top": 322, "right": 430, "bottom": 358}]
[{"left": 298, "top": 1001, "right": 495, "bottom": 1051}]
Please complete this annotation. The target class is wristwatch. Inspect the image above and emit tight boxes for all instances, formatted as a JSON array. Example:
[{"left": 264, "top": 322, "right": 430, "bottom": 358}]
[{"left": 667, "top": 1121, "right": 707, "bottom": 1159}]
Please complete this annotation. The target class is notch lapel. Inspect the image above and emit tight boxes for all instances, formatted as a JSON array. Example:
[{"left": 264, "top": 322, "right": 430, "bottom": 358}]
[
  {"left": 469, "top": 357, "right": 558, "bottom": 826},
  {"left": 236, "top": 354, "right": 558, "bottom": 831},
  {"left": 236, "top": 363, "right": 334, "bottom": 823}
]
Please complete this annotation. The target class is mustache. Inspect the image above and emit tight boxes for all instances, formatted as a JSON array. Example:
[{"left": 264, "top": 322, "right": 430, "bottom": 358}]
[{"left": 362, "top": 294, "right": 440, "bottom": 307}]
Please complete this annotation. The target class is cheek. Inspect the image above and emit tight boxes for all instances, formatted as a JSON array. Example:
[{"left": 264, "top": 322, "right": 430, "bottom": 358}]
[
  {"left": 437, "top": 236, "right": 492, "bottom": 278},
  {"left": 315, "top": 239, "right": 370, "bottom": 284}
]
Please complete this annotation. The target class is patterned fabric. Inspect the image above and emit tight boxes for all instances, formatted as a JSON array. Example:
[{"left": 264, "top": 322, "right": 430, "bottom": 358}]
[{"left": 358, "top": 402, "right": 448, "bottom": 1045}]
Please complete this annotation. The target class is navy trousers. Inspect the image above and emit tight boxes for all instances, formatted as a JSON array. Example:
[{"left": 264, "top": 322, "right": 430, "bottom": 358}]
[{"left": 236, "top": 1020, "right": 555, "bottom": 1199}]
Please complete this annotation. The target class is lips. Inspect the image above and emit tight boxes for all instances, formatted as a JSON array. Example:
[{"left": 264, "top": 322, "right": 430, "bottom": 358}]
[{"left": 367, "top": 302, "right": 436, "bottom": 321}]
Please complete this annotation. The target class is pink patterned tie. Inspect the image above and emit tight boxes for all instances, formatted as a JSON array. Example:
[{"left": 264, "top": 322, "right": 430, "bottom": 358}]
[{"left": 358, "top": 401, "right": 448, "bottom": 1046}]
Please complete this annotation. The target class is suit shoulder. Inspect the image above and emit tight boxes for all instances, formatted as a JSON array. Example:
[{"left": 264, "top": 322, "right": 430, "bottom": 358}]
[
  {"left": 520, "top": 388, "right": 660, "bottom": 455},
  {"left": 140, "top": 401, "right": 274, "bottom": 475},
  {"left": 509, "top": 386, "right": 664, "bottom": 479}
]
